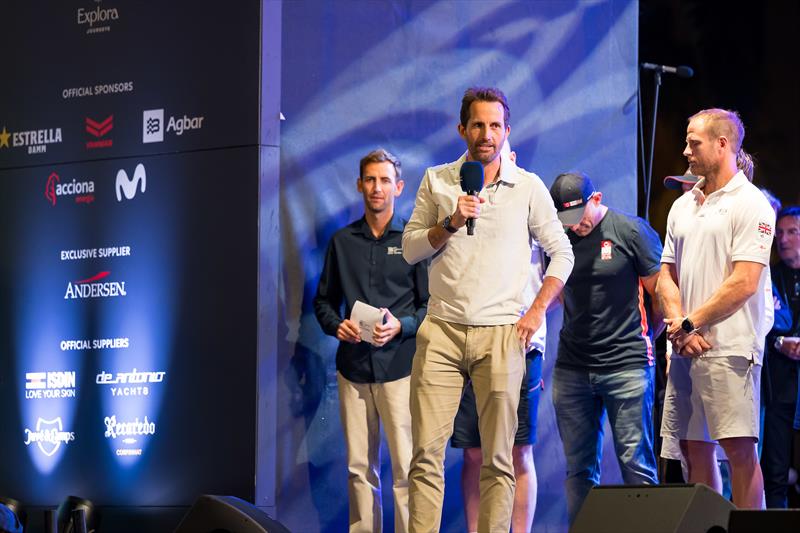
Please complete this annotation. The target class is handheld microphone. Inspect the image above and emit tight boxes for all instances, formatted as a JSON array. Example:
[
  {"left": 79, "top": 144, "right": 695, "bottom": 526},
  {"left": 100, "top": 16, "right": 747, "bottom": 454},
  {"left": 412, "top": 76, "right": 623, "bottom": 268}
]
[
  {"left": 460, "top": 161, "right": 484, "bottom": 236},
  {"left": 641, "top": 62, "right": 694, "bottom": 78}
]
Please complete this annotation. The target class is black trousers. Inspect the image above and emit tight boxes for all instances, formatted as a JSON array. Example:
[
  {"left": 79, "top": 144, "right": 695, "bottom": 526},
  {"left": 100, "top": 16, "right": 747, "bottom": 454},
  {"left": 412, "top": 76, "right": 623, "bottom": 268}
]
[{"left": 760, "top": 351, "right": 799, "bottom": 508}]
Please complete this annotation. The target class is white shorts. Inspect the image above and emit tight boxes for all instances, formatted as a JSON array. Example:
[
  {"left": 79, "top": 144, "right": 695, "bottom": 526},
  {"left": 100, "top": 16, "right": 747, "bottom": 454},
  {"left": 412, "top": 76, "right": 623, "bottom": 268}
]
[{"left": 661, "top": 355, "right": 761, "bottom": 442}]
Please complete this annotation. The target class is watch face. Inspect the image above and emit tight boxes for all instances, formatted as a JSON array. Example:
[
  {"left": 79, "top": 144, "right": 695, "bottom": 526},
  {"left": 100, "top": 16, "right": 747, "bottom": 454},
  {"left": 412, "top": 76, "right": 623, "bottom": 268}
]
[{"left": 681, "top": 318, "right": 693, "bottom": 333}]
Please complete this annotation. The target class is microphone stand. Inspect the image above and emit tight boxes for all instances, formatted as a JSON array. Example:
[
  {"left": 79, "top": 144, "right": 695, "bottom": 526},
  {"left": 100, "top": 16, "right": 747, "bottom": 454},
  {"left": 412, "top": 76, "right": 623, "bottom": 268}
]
[{"left": 642, "top": 69, "right": 661, "bottom": 223}]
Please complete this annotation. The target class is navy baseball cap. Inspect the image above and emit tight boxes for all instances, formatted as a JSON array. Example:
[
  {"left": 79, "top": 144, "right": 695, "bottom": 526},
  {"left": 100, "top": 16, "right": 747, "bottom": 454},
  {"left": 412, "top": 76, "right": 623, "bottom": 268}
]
[
  {"left": 663, "top": 169, "right": 700, "bottom": 190},
  {"left": 550, "top": 172, "right": 596, "bottom": 226}
]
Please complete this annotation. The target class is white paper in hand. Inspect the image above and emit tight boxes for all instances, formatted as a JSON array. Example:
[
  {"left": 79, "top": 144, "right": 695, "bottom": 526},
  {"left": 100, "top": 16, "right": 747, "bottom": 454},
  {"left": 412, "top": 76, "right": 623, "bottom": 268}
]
[{"left": 350, "top": 300, "right": 384, "bottom": 345}]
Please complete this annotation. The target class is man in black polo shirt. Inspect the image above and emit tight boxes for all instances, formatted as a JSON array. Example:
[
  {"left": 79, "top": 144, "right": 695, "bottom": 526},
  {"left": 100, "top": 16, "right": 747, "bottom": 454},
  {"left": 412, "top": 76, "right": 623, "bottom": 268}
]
[
  {"left": 549, "top": 172, "right": 662, "bottom": 525},
  {"left": 314, "top": 148, "right": 429, "bottom": 533}
]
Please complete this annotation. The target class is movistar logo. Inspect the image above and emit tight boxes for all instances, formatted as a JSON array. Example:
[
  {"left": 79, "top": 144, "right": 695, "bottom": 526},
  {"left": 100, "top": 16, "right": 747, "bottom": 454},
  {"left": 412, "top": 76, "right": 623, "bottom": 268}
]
[{"left": 116, "top": 163, "right": 146, "bottom": 202}]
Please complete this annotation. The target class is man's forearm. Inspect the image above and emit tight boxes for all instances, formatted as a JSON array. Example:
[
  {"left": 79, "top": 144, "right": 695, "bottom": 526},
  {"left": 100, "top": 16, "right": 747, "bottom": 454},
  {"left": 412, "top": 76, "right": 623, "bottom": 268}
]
[
  {"left": 688, "top": 263, "right": 763, "bottom": 329},
  {"left": 656, "top": 264, "right": 683, "bottom": 318},
  {"left": 426, "top": 223, "right": 454, "bottom": 250},
  {"left": 529, "top": 276, "right": 565, "bottom": 316}
]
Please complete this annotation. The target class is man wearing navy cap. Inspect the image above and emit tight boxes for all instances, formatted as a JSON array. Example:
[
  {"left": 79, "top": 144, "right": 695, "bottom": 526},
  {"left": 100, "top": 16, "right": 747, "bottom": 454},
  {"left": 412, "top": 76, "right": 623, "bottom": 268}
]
[{"left": 549, "top": 172, "right": 663, "bottom": 525}]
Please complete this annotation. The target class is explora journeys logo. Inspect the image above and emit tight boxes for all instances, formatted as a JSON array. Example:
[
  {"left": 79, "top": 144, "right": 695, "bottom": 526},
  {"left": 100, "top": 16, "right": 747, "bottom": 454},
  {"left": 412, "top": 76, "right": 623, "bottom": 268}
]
[
  {"left": 45, "top": 172, "right": 95, "bottom": 206},
  {"left": 64, "top": 271, "right": 126, "bottom": 299},
  {"left": 116, "top": 163, "right": 146, "bottom": 201}
]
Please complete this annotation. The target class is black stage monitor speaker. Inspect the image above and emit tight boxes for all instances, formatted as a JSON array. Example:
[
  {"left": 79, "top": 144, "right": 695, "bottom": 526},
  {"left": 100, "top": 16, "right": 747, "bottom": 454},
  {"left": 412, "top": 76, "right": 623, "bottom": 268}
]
[
  {"left": 571, "top": 483, "right": 735, "bottom": 533},
  {"left": 728, "top": 509, "right": 800, "bottom": 533},
  {"left": 174, "top": 495, "right": 292, "bottom": 533}
]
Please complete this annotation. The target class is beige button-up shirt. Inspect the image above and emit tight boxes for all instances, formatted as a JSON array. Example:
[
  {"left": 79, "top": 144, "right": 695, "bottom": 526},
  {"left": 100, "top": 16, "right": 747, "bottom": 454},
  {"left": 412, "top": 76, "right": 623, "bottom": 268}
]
[{"left": 403, "top": 153, "right": 573, "bottom": 326}]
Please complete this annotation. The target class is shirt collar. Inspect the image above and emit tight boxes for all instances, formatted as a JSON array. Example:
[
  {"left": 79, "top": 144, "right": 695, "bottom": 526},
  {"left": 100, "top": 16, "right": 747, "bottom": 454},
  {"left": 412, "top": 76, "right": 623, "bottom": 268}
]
[
  {"left": 691, "top": 170, "right": 748, "bottom": 202},
  {"left": 352, "top": 214, "right": 404, "bottom": 239},
  {"left": 455, "top": 151, "right": 519, "bottom": 186}
]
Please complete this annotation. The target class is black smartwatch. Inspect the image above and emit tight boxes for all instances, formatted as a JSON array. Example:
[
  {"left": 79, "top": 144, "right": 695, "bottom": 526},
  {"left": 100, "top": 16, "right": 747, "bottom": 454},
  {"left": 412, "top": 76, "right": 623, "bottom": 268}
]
[
  {"left": 681, "top": 316, "right": 696, "bottom": 334},
  {"left": 442, "top": 215, "right": 458, "bottom": 233}
]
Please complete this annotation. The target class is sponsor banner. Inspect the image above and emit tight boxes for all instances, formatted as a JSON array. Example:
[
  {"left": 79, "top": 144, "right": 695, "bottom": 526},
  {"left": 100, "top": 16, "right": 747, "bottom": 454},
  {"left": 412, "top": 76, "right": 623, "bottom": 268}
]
[
  {"left": 116, "top": 163, "right": 146, "bottom": 201},
  {"left": 23, "top": 417, "right": 75, "bottom": 456},
  {"left": 104, "top": 415, "right": 156, "bottom": 456},
  {"left": 96, "top": 368, "right": 166, "bottom": 397},
  {"left": 45, "top": 172, "right": 95, "bottom": 206},
  {"left": 24, "top": 371, "right": 77, "bottom": 400},
  {"left": 64, "top": 271, "right": 126, "bottom": 300},
  {"left": 85, "top": 115, "right": 113, "bottom": 149},
  {"left": 142, "top": 109, "right": 204, "bottom": 143},
  {"left": 76, "top": 1, "right": 120, "bottom": 36},
  {"left": 0, "top": 125, "right": 63, "bottom": 155}
]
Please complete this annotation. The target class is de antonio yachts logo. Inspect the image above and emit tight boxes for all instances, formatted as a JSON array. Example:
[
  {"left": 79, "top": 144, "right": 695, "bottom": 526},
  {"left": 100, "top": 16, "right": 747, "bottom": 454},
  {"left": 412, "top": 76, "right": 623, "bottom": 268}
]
[{"left": 64, "top": 271, "right": 126, "bottom": 299}]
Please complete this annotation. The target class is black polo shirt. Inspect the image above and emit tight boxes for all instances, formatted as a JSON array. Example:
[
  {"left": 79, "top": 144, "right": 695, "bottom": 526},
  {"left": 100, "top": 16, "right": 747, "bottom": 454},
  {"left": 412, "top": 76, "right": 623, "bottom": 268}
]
[
  {"left": 557, "top": 209, "right": 663, "bottom": 372},
  {"left": 313, "top": 215, "right": 429, "bottom": 383}
]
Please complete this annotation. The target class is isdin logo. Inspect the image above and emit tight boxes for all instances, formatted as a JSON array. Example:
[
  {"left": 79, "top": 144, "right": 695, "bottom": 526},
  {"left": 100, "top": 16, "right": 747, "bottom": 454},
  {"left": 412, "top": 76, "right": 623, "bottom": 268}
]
[{"left": 116, "top": 163, "right": 146, "bottom": 201}]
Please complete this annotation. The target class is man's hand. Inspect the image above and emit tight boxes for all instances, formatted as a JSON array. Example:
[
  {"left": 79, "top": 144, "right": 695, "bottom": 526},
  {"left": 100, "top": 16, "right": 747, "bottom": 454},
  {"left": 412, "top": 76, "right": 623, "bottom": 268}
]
[
  {"left": 372, "top": 309, "right": 402, "bottom": 347},
  {"left": 778, "top": 336, "right": 800, "bottom": 361},
  {"left": 450, "top": 194, "right": 486, "bottom": 228},
  {"left": 665, "top": 316, "right": 711, "bottom": 357},
  {"left": 673, "top": 333, "right": 712, "bottom": 357},
  {"left": 516, "top": 307, "right": 544, "bottom": 350},
  {"left": 336, "top": 319, "right": 361, "bottom": 344},
  {"left": 664, "top": 316, "right": 690, "bottom": 346}
]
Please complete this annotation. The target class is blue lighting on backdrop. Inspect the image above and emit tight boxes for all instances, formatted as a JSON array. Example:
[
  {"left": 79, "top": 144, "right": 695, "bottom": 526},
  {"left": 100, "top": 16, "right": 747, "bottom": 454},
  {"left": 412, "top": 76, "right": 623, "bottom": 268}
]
[{"left": 278, "top": 1, "right": 638, "bottom": 531}]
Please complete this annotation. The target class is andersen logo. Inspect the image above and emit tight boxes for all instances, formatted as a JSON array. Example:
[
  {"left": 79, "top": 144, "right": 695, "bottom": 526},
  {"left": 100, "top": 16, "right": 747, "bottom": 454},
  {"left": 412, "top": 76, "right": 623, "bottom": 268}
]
[
  {"left": 64, "top": 271, "right": 126, "bottom": 300},
  {"left": 45, "top": 172, "right": 95, "bottom": 206},
  {"left": 85, "top": 115, "right": 113, "bottom": 149}
]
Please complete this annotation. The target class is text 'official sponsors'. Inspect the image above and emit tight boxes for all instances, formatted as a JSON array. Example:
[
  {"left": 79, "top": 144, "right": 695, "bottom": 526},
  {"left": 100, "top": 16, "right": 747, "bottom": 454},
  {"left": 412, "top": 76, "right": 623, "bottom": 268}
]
[
  {"left": 64, "top": 271, "right": 126, "bottom": 299},
  {"left": 24, "top": 417, "right": 75, "bottom": 457},
  {"left": 45, "top": 172, "right": 95, "bottom": 206},
  {"left": 25, "top": 371, "right": 77, "bottom": 400},
  {"left": 104, "top": 415, "right": 156, "bottom": 456},
  {"left": 0, "top": 125, "right": 62, "bottom": 154},
  {"left": 77, "top": 1, "right": 120, "bottom": 35},
  {"left": 96, "top": 368, "right": 166, "bottom": 397},
  {"left": 62, "top": 81, "right": 134, "bottom": 99},
  {"left": 142, "top": 109, "right": 204, "bottom": 143}
]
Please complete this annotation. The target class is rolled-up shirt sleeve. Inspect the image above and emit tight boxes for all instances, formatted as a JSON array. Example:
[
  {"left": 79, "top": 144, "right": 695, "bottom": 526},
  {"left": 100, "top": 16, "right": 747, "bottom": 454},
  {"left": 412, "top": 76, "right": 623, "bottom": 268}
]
[
  {"left": 402, "top": 169, "right": 439, "bottom": 265},
  {"left": 528, "top": 176, "right": 573, "bottom": 282}
]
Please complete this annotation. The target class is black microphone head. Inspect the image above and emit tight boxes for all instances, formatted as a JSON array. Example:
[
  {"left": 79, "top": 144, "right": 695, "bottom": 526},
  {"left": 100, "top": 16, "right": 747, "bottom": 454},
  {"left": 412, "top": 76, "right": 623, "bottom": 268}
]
[
  {"left": 676, "top": 65, "right": 694, "bottom": 78},
  {"left": 460, "top": 161, "right": 484, "bottom": 193}
]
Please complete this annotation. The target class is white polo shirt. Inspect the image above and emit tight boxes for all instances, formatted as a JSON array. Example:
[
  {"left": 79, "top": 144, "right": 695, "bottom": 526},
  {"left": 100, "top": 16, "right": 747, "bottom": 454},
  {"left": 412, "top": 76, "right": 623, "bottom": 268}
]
[
  {"left": 661, "top": 171, "right": 775, "bottom": 362},
  {"left": 402, "top": 153, "right": 573, "bottom": 326}
]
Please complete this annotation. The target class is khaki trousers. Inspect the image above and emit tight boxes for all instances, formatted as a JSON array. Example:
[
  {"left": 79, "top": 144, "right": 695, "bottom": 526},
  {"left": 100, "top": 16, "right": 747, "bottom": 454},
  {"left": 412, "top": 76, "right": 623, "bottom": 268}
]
[
  {"left": 408, "top": 315, "right": 524, "bottom": 533},
  {"left": 337, "top": 372, "right": 413, "bottom": 533}
]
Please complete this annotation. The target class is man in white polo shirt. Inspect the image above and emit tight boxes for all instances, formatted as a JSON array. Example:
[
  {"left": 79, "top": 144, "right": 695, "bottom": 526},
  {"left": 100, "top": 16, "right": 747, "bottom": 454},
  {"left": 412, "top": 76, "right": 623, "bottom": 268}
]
[
  {"left": 657, "top": 108, "right": 775, "bottom": 508},
  {"left": 402, "top": 87, "right": 573, "bottom": 532}
]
